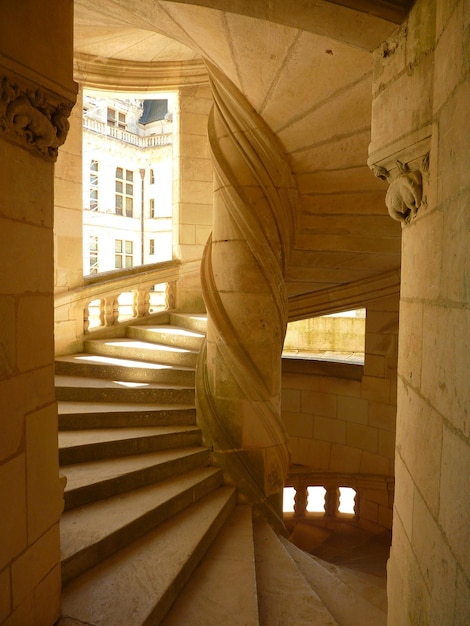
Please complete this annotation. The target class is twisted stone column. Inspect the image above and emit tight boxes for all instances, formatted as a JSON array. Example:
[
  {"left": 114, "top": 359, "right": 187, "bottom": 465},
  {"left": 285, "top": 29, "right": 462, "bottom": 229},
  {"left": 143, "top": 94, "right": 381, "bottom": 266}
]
[{"left": 197, "top": 62, "right": 297, "bottom": 518}]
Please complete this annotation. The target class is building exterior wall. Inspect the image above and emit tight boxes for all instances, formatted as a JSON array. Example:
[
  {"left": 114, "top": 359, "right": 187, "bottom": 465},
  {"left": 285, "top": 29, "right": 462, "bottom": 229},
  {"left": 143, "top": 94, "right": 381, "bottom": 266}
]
[
  {"left": 0, "top": 1, "right": 76, "bottom": 623},
  {"left": 82, "top": 93, "right": 174, "bottom": 273},
  {"left": 369, "top": 1, "right": 470, "bottom": 623}
]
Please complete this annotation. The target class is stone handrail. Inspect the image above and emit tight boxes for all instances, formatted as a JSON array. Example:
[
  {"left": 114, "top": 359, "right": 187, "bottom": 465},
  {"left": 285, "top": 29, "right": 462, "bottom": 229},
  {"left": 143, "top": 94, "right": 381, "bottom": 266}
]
[{"left": 54, "top": 260, "right": 188, "bottom": 350}]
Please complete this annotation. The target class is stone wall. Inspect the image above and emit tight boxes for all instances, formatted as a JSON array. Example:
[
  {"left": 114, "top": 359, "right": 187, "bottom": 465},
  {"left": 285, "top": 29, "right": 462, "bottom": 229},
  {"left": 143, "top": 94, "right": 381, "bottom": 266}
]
[
  {"left": 0, "top": 1, "right": 76, "bottom": 623},
  {"left": 282, "top": 295, "right": 398, "bottom": 532},
  {"left": 369, "top": 1, "right": 470, "bottom": 623}
]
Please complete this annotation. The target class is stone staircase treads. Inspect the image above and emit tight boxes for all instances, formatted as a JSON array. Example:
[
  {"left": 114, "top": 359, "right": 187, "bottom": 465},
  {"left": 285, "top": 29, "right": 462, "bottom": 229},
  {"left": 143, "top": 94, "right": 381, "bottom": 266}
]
[
  {"left": 281, "top": 538, "right": 387, "bottom": 626},
  {"left": 58, "top": 402, "right": 196, "bottom": 429},
  {"left": 55, "top": 353, "right": 195, "bottom": 385},
  {"left": 161, "top": 505, "right": 259, "bottom": 626},
  {"left": 127, "top": 324, "right": 205, "bottom": 351},
  {"left": 61, "top": 466, "right": 223, "bottom": 585},
  {"left": 170, "top": 313, "right": 207, "bottom": 335},
  {"left": 62, "top": 446, "right": 211, "bottom": 510},
  {"left": 59, "top": 425, "right": 201, "bottom": 464},
  {"left": 60, "top": 487, "right": 237, "bottom": 626},
  {"left": 83, "top": 337, "right": 199, "bottom": 367},
  {"left": 55, "top": 375, "right": 195, "bottom": 404},
  {"left": 253, "top": 518, "right": 339, "bottom": 625}
]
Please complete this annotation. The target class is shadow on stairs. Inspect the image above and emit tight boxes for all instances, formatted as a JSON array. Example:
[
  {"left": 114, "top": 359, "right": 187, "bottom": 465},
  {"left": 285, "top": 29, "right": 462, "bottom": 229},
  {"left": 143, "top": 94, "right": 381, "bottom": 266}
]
[{"left": 55, "top": 312, "right": 387, "bottom": 626}]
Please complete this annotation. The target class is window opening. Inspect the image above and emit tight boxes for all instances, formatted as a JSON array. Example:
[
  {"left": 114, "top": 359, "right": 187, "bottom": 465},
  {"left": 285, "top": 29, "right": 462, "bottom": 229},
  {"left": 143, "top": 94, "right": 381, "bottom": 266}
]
[
  {"left": 115, "top": 167, "right": 133, "bottom": 217},
  {"left": 115, "top": 239, "right": 133, "bottom": 269},
  {"left": 89, "top": 160, "right": 99, "bottom": 210},
  {"left": 89, "top": 236, "right": 99, "bottom": 274},
  {"left": 283, "top": 309, "right": 365, "bottom": 364},
  {"left": 149, "top": 239, "right": 155, "bottom": 256},
  {"left": 338, "top": 487, "right": 356, "bottom": 515},
  {"left": 82, "top": 90, "right": 176, "bottom": 276}
]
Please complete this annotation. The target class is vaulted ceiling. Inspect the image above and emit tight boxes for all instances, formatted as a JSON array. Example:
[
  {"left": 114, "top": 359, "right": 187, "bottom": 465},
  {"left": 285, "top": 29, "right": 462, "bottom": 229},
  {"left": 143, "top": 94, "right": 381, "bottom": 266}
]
[{"left": 74, "top": 0, "right": 412, "bottom": 311}]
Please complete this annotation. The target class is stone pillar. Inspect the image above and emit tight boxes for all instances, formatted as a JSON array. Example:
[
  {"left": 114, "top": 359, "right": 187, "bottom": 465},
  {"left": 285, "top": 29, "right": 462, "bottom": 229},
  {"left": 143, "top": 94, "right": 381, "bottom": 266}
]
[
  {"left": 369, "top": 1, "right": 470, "bottom": 623},
  {"left": 54, "top": 88, "right": 84, "bottom": 354},
  {"left": 172, "top": 82, "right": 214, "bottom": 312},
  {"left": 197, "top": 63, "right": 297, "bottom": 522},
  {"left": 0, "top": 1, "right": 76, "bottom": 623}
]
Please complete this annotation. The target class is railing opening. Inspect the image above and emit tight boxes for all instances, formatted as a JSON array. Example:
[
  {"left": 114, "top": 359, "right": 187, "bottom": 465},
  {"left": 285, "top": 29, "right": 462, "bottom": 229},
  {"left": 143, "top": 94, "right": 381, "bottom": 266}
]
[
  {"left": 283, "top": 487, "right": 296, "bottom": 513},
  {"left": 338, "top": 486, "right": 356, "bottom": 515},
  {"left": 306, "top": 486, "right": 326, "bottom": 513}
]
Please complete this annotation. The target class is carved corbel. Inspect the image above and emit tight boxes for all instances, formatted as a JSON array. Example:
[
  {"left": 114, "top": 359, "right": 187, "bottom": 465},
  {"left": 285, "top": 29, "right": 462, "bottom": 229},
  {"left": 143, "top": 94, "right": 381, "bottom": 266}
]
[
  {"left": 0, "top": 75, "right": 74, "bottom": 161},
  {"left": 371, "top": 153, "right": 429, "bottom": 224}
]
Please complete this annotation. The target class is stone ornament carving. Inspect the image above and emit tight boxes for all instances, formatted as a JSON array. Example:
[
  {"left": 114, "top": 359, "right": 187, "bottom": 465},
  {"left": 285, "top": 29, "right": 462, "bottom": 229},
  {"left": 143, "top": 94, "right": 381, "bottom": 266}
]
[
  {"left": 372, "top": 154, "right": 429, "bottom": 223},
  {"left": 0, "top": 76, "right": 73, "bottom": 160}
]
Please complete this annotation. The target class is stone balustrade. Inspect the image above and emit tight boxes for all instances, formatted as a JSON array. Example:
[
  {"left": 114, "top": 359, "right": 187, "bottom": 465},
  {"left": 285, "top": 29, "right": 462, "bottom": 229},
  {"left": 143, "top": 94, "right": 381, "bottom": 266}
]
[
  {"left": 83, "top": 117, "right": 172, "bottom": 148},
  {"left": 54, "top": 259, "right": 196, "bottom": 354},
  {"left": 285, "top": 471, "right": 394, "bottom": 532}
]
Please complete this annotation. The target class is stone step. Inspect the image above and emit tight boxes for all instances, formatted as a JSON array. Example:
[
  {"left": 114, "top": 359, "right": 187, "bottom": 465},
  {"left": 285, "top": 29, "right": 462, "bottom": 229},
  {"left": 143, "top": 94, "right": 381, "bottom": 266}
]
[
  {"left": 62, "top": 446, "right": 210, "bottom": 510},
  {"left": 170, "top": 312, "right": 207, "bottom": 335},
  {"left": 55, "top": 353, "right": 195, "bottom": 386},
  {"left": 60, "top": 487, "right": 237, "bottom": 626},
  {"left": 127, "top": 324, "right": 205, "bottom": 351},
  {"left": 61, "top": 466, "right": 224, "bottom": 586},
  {"left": 59, "top": 425, "right": 202, "bottom": 465},
  {"left": 253, "top": 518, "right": 339, "bottom": 625},
  {"left": 281, "top": 538, "right": 387, "bottom": 626},
  {"left": 58, "top": 402, "right": 196, "bottom": 430},
  {"left": 161, "top": 505, "right": 259, "bottom": 626},
  {"left": 55, "top": 375, "right": 195, "bottom": 405},
  {"left": 83, "top": 337, "right": 199, "bottom": 368}
]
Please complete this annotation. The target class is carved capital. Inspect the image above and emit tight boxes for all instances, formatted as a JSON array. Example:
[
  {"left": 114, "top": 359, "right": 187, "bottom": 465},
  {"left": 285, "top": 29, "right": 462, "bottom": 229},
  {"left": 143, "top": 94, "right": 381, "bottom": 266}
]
[{"left": 0, "top": 74, "right": 74, "bottom": 161}]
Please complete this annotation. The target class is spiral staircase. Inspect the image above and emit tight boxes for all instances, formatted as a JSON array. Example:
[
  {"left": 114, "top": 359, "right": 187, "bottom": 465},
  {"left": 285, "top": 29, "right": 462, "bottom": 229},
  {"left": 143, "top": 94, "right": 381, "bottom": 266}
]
[{"left": 56, "top": 312, "right": 387, "bottom": 626}]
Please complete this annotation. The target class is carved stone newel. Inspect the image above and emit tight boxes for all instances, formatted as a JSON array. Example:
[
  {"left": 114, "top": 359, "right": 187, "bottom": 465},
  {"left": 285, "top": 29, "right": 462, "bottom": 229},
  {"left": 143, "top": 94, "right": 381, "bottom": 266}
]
[{"left": 197, "top": 62, "right": 297, "bottom": 524}]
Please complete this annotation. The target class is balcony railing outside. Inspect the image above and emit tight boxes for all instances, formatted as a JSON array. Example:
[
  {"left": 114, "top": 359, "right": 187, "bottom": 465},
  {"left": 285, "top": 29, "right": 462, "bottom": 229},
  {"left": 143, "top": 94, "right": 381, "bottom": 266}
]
[{"left": 83, "top": 117, "right": 172, "bottom": 148}]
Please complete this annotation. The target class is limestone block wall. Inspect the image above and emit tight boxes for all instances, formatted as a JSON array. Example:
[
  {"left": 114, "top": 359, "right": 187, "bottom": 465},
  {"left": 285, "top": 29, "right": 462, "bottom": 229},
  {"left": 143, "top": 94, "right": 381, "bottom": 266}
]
[
  {"left": 282, "top": 295, "right": 398, "bottom": 532},
  {"left": 369, "top": 1, "right": 470, "bottom": 623},
  {"left": 173, "top": 83, "right": 213, "bottom": 312},
  {"left": 0, "top": 1, "right": 76, "bottom": 623}
]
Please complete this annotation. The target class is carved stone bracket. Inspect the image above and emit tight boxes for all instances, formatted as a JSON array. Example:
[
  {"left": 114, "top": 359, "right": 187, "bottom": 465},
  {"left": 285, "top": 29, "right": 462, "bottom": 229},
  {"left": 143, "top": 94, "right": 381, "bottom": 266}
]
[
  {"left": 371, "top": 155, "right": 429, "bottom": 223},
  {"left": 0, "top": 74, "right": 74, "bottom": 161},
  {"left": 369, "top": 131, "right": 431, "bottom": 225}
]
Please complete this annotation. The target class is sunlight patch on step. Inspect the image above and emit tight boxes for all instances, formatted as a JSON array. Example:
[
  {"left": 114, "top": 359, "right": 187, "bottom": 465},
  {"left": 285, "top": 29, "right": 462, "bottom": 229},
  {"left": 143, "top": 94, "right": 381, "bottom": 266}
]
[
  {"left": 74, "top": 355, "right": 173, "bottom": 369},
  {"left": 105, "top": 340, "right": 192, "bottom": 353},
  {"left": 111, "top": 381, "right": 150, "bottom": 388}
]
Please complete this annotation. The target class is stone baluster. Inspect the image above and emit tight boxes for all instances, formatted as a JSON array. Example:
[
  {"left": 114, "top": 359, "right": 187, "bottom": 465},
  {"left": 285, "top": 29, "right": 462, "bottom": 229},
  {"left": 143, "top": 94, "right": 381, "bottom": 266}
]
[
  {"left": 134, "top": 287, "right": 149, "bottom": 318},
  {"left": 166, "top": 281, "right": 176, "bottom": 310},
  {"left": 293, "top": 486, "right": 308, "bottom": 518},
  {"left": 104, "top": 295, "right": 119, "bottom": 326},
  {"left": 83, "top": 304, "right": 90, "bottom": 334},
  {"left": 325, "top": 487, "right": 340, "bottom": 518}
]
